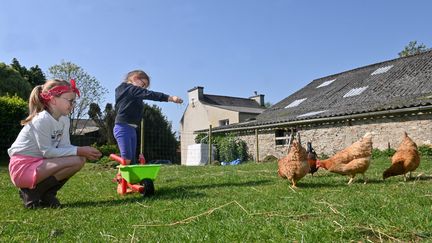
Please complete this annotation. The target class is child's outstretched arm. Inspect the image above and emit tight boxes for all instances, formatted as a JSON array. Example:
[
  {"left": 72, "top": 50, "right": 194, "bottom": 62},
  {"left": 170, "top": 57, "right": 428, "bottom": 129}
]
[{"left": 168, "top": 96, "right": 183, "bottom": 104}]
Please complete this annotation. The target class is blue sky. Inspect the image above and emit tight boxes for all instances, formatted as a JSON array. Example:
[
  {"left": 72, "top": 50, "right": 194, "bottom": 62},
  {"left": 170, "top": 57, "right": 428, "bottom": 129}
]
[{"left": 1, "top": 1, "right": 431, "bottom": 133}]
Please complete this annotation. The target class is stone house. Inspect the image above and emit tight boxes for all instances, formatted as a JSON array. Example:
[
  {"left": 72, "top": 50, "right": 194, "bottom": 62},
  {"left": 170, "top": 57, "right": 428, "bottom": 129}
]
[
  {"left": 203, "top": 51, "right": 432, "bottom": 160},
  {"left": 180, "top": 86, "right": 266, "bottom": 164},
  {"left": 70, "top": 119, "right": 100, "bottom": 146},
  {"left": 72, "top": 119, "right": 99, "bottom": 135}
]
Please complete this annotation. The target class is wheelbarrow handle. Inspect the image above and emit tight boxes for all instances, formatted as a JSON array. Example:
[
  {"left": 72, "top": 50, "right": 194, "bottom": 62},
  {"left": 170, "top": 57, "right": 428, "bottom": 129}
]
[{"left": 109, "top": 154, "right": 127, "bottom": 165}]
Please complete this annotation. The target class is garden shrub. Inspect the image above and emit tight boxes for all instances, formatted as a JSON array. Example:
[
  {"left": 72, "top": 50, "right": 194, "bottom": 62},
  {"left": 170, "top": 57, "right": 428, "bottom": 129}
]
[
  {"left": 195, "top": 133, "right": 248, "bottom": 162},
  {"left": 218, "top": 135, "right": 248, "bottom": 162},
  {"left": 418, "top": 145, "right": 432, "bottom": 157},
  {"left": 0, "top": 95, "right": 27, "bottom": 156},
  {"left": 372, "top": 148, "right": 396, "bottom": 159},
  {"left": 93, "top": 143, "right": 119, "bottom": 157}
]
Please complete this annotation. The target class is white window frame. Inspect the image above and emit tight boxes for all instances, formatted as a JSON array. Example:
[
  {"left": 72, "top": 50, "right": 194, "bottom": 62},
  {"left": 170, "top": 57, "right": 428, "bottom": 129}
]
[
  {"left": 371, "top": 65, "right": 393, "bottom": 75},
  {"left": 316, "top": 79, "right": 336, "bottom": 88},
  {"left": 343, "top": 86, "right": 369, "bottom": 98},
  {"left": 218, "top": 119, "right": 229, "bottom": 126},
  {"left": 285, "top": 98, "right": 307, "bottom": 108}
]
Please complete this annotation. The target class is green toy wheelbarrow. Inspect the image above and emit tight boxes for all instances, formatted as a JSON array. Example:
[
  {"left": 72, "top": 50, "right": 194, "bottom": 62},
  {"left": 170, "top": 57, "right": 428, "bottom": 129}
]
[{"left": 110, "top": 154, "right": 161, "bottom": 196}]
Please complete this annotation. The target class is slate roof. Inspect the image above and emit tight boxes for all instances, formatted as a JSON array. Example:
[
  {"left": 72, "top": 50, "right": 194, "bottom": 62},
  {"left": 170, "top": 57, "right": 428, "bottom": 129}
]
[
  {"left": 210, "top": 50, "right": 432, "bottom": 132},
  {"left": 201, "top": 94, "right": 265, "bottom": 114}
]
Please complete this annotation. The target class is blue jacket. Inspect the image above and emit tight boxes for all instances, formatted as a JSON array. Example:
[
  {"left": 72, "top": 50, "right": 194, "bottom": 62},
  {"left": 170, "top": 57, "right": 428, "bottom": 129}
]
[{"left": 114, "top": 82, "right": 169, "bottom": 125}]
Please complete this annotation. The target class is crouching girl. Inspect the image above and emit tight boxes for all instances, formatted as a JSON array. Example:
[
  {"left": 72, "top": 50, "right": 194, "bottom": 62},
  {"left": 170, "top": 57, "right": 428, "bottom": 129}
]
[{"left": 8, "top": 79, "right": 102, "bottom": 208}]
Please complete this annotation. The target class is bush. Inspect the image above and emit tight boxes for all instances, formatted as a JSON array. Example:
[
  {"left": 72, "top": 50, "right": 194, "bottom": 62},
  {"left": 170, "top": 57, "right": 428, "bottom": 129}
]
[
  {"left": 0, "top": 95, "right": 27, "bottom": 156},
  {"left": 92, "top": 143, "right": 119, "bottom": 157},
  {"left": 372, "top": 148, "right": 396, "bottom": 159},
  {"left": 194, "top": 133, "right": 208, "bottom": 144},
  {"left": 196, "top": 133, "right": 248, "bottom": 162},
  {"left": 218, "top": 135, "right": 248, "bottom": 162},
  {"left": 418, "top": 145, "right": 432, "bottom": 157}
]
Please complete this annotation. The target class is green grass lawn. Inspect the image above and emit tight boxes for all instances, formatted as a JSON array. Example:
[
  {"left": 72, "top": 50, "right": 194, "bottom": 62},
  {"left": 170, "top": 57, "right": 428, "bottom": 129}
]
[{"left": 0, "top": 156, "right": 431, "bottom": 242}]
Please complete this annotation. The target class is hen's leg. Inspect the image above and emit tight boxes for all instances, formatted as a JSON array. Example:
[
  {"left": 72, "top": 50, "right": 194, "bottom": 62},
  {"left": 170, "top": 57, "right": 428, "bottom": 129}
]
[
  {"left": 347, "top": 175, "right": 355, "bottom": 185},
  {"left": 403, "top": 173, "right": 407, "bottom": 182},
  {"left": 362, "top": 173, "right": 368, "bottom": 184},
  {"left": 291, "top": 179, "right": 297, "bottom": 188}
]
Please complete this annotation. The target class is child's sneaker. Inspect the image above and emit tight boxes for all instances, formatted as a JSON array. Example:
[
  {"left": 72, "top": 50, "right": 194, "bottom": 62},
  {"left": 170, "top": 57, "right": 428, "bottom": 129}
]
[{"left": 19, "top": 188, "right": 41, "bottom": 209}]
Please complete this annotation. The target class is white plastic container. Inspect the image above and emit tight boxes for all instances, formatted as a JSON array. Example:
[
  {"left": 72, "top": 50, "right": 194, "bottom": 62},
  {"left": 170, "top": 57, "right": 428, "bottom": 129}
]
[{"left": 186, "top": 144, "right": 215, "bottom": 166}]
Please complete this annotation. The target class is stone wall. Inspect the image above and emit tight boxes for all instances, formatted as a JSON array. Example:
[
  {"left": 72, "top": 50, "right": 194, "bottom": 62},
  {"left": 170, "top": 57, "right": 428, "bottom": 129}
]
[{"left": 237, "top": 112, "right": 432, "bottom": 160}]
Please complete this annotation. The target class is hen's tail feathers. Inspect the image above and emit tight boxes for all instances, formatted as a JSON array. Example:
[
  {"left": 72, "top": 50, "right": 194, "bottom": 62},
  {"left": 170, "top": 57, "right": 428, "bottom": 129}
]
[
  {"left": 309, "top": 161, "right": 319, "bottom": 174},
  {"left": 306, "top": 142, "right": 312, "bottom": 152}
]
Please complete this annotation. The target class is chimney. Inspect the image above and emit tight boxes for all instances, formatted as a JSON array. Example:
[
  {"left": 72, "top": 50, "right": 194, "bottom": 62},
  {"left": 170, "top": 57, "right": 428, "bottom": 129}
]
[
  {"left": 188, "top": 86, "right": 204, "bottom": 107},
  {"left": 249, "top": 93, "right": 265, "bottom": 107}
]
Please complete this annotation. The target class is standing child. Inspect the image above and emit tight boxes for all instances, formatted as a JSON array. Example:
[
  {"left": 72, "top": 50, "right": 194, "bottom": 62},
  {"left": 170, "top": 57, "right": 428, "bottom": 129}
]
[
  {"left": 114, "top": 70, "right": 183, "bottom": 165},
  {"left": 8, "top": 79, "right": 102, "bottom": 208}
]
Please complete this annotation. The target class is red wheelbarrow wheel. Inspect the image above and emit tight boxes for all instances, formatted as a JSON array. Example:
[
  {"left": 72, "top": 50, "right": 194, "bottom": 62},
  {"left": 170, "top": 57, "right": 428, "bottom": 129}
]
[{"left": 140, "top": 179, "right": 155, "bottom": 197}]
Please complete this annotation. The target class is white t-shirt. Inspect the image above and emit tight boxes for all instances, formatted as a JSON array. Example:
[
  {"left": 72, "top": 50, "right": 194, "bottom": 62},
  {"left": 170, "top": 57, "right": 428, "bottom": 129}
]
[{"left": 8, "top": 110, "right": 77, "bottom": 158}]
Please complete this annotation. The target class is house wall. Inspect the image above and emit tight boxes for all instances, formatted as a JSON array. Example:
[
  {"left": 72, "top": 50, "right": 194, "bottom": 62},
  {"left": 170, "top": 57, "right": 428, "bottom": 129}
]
[
  {"left": 206, "top": 106, "right": 240, "bottom": 126},
  {"left": 180, "top": 102, "right": 210, "bottom": 165},
  {"left": 180, "top": 102, "right": 243, "bottom": 164},
  {"left": 238, "top": 112, "right": 432, "bottom": 160}
]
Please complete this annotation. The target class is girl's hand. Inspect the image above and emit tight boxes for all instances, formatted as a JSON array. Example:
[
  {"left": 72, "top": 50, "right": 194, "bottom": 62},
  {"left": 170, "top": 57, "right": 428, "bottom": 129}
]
[
  {"left": 77, "top": 146, "right": 102, "bottom": 160},
  {"left": 168, "top": 96, "right": 183, "bottom": 104}
]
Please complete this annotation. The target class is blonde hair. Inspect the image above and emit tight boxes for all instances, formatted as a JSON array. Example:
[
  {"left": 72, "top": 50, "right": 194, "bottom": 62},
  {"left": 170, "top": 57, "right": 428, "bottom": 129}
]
[
  {"left": 21, "top": 79, "right": 71, "bottom": 125},
  {"left": 124, "top": 70, "right": 151, "bottom": 87}
]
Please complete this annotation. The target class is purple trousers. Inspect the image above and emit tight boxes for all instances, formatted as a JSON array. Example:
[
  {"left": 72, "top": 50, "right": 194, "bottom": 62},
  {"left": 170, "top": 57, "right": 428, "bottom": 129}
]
[{"left": 113, "top": 123, "right": 137, "bottom": 164}]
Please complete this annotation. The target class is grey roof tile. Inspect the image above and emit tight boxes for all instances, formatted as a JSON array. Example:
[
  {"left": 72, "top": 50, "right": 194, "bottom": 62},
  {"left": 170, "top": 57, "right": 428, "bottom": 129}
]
[
  {"left": 201, "top": 94, "right": 264, "bottom": 109},
  {"left": 211, "top": 50, "right": 432, "bottom": 131}
]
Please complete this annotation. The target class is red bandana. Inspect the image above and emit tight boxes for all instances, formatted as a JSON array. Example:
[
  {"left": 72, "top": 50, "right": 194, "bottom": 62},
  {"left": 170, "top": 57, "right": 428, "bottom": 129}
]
[{"left": 40, "top": 79, "right": 81, "bottom": 103}]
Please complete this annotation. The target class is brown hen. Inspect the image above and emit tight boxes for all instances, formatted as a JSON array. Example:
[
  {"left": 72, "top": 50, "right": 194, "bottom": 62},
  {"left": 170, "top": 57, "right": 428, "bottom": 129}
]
[
  {"left": 316, "top": 132, "right": 373, "bottom": 184},
  {"left": 277, "top": 138, "right": 310, "bottom": 188},
  {"left": 383, "top": 132, "right": 420, "bottom": 181}
]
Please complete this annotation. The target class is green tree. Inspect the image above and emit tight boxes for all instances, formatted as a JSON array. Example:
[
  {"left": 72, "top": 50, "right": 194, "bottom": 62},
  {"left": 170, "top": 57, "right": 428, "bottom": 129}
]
[
  {"left": 0, "top": 62, "right": 32, "bottom": 99},
  {"left": 10, "top": 58, "right": 27, "bottom": 79},
  {"left": 10, "top": 58, "right": 46, "bottom": 87},
  {"left": 398, "top": 41, "right": 430, "bottom": 57},
  {"left": 48, "top": 60, "right": 108, "bottom": 134},
  {"left": 27, "top": 65, "right": 46, "bottom": 87},
  {"left": 141, "top": 103, "right": 179, "bottom": 164},
  {"left": 88, "top": 102, "right": 116, "bottom": 145}
]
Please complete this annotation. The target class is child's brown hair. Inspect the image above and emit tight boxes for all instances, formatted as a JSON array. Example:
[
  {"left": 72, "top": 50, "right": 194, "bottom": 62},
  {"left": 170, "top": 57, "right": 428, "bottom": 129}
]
[{"left": 124, "top": 70, "right": 151, "bottom": 87}]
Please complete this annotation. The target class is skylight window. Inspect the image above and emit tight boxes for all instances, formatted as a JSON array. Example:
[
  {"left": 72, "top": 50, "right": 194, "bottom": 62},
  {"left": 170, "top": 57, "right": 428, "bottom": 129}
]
[
  {"left": 297, "top": 110, "right": 327, "bottom": 118},
  {"left": 285, "top": 98, "right": 307, "bottom": 108},
  {"left": 371, "top": 65, "right": 393, "bottom": 75},
  {"left": 343, "top": 86, "right": 369, "bottom": 98},
  {"left": 316, "top": 79, "right": 336, "bottom": 88}
]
